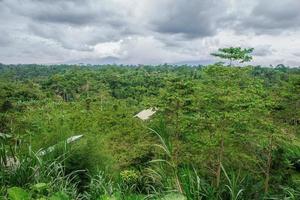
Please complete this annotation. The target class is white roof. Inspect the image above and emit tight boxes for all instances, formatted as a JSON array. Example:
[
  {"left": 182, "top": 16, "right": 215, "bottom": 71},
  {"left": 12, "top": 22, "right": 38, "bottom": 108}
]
[{"left": 134, "top": 108, "right": 156, "bottom": 120}]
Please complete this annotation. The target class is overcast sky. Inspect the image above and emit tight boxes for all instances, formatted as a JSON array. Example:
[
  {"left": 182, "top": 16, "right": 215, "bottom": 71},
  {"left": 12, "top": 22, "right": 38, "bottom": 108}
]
[{"left": 0, "top": 0, "right": 300, "bottom": 66}]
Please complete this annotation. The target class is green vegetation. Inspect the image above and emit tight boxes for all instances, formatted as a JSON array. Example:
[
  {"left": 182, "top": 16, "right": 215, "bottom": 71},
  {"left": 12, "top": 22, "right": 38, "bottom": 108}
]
[
  {"left": 0, "top": 62, "right": 299, "bottom": 199},
  {"left": 211, "top": 47, "right": 254, "bottom": 66}
]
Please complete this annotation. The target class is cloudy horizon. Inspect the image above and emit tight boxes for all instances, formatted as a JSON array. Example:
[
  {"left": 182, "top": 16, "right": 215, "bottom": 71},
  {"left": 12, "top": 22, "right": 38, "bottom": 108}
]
[{"left": 0, "top": 0, "right": 300, "bottom": 66}]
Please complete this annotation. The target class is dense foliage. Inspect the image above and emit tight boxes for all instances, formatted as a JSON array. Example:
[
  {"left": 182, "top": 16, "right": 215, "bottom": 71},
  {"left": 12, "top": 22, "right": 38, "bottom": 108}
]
[
  {"left": 211, "top": 47, "right": 254, "bottom": 65},
  {"left": 0, "top": 63, "right": 299, "bottom": 199}
]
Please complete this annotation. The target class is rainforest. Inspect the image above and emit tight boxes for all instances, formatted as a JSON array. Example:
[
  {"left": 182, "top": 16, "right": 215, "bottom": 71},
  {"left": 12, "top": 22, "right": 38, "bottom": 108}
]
[{"left": 0, "top": 63, "right": 299, "bottom": 199}]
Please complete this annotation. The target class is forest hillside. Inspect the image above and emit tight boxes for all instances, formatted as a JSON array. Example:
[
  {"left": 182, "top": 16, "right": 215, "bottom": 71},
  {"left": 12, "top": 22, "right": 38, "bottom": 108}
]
[{"left": 0, "top": 63, "right": 299, "bottom": 199}]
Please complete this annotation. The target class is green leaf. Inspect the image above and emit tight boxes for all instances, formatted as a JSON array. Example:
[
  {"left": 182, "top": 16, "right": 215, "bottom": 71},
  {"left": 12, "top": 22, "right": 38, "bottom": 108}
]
[
  {"left": 49, "top": 192, "right": 70, "bottom": 200},
  {"left": 7, "top": 187, "right": 30, "bottom": 200},
  {"left": 162, "top": 193, "right": 186, "bottom": 200},
  {"left": 97, "top": 195, "right": 112, "bottom": 200},
  {"left": 32, "top": 182, "right": 48, "bottom": 192}
]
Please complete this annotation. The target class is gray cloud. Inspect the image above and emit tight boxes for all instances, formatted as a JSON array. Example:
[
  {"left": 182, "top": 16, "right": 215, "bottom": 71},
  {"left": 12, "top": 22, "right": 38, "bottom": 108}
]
[
  {"left": 0, "top": 0, "right": 299, "bottom": 66},
  {"left": 236, "top": 0, "right": 300, "bottom": 34},
  {"left": 294, "top": 53, "right": 300, "bottom": 57},
  {"left": 4, "top": 0, "right": 98, "bottom": 25},
  {"left": 149, "top": 0, "right": 228, "bottom": 38},
  {"left": 3, "top": 0, "right": 129, "bottom": 31},
  {"left": 253, "top": 45, "right": 274, "bottom": 57},
  {"left": 0, "top": 31, "right": 12, "bottom": 46},
  {"left": 1, "top": 0, "right": 133, "bottom": 52}
]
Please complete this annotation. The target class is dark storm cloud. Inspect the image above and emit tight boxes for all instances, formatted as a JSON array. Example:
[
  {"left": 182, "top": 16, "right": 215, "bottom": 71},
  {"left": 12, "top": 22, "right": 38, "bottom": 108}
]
[
  {"left": 1, "top": 0, "right": 132, "bottom": 52},
  {"left": 150, "top": 0, "right": 228, "bottom": 38},
  {"left": 236, "top": 0, "right": 300, "bottom": 34},
  {"left": 3, "top": 0, "right": 124, "bottom": 26},
  {"left": 33, "top": 10, "right": 96, "bottom": 26}
]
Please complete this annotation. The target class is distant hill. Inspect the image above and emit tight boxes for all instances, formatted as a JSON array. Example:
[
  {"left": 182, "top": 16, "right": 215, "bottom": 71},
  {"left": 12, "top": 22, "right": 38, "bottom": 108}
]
[{"left": 64, "top": 56, "right": 121, "bottom": 65}]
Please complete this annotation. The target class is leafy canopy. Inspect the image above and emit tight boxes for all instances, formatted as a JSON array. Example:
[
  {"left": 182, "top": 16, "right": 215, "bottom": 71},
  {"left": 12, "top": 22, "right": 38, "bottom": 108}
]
[{"left": 211, "top": 47, "right": 254, "bottom": 65}]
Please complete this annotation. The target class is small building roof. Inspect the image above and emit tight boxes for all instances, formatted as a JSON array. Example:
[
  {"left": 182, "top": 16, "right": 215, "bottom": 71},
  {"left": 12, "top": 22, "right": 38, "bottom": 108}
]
[{"left": 134, "top": 108, "right": 156, "bottom": 120}]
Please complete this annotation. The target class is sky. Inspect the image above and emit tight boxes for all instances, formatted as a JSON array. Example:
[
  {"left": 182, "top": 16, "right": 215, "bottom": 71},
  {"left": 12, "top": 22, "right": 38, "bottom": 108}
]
[{"left": 0, "top": 0, "right": 300, "bottom": 66}]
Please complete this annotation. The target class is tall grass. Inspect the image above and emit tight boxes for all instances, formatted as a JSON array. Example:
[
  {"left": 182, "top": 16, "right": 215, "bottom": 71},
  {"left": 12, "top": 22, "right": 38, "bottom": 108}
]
[
  {"left": 2, "top": 124, "right": 300, "bottom": 199},
  {"left": 82, "top": 171, "right": 114, "bottom": 200},
  {"left": 149, "top": 127, "right": 183, "bottom": 194},
  {"left": 221, "top": 164, "right": 244, "bottom": 200},
  {"left": 0, "top": 143, "right": 80, "bottom": 199},
  {"left": 178, "top": 166, "right": 218, "bottom": 200},
  {"left": 149, "top": 127, "right": 219, "bottom": 199},
  {"left": 148, "top": 127, "right": 251, "bottom": 200}
]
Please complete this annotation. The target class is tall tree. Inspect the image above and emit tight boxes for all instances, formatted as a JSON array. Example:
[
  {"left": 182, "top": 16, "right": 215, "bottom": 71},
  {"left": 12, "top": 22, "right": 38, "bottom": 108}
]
[{"left": 211, "top": 47, "right": 254, "bottom": 66}]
